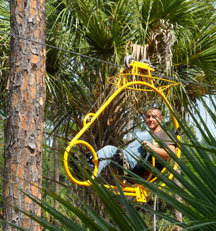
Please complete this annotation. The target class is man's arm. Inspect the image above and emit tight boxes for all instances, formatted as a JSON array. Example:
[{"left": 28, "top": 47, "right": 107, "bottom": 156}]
[{"left": 142, "top": 141, "right": 176, "bottom": 159}]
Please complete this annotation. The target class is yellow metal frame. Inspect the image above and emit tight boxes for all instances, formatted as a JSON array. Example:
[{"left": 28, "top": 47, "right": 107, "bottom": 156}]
[{"left": 64, "top": 60, "right": 181, "bottom": 203}]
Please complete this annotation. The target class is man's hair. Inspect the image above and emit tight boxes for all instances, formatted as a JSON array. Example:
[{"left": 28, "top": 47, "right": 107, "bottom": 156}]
[{"left": 145, "top": 107, "right": 162, "bottom": 116}]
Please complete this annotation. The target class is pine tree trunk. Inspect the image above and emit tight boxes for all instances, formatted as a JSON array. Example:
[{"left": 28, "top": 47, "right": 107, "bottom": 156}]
[
  {"left": 53, "top": 127, "right": 59, "bottom": 226},
  {"left": 3, "top": 0, "right": 46, "bottom": 230}
]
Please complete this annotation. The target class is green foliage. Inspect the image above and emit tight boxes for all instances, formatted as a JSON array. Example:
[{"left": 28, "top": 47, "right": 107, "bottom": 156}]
[
  {"left": 0, "top": 0, "right": 10, "bottom": 114},
  {"left": 2, "top": 0, "right": 215, "bottom": 146},
  {"left": 7, "top": 96, "right": 216, "bottom": 231},
  {"left": 43, "top": 0, "right": 216, "bottom": 151},
  {"left": 1, "top": 0, "right": 216, "bottom": 230}
]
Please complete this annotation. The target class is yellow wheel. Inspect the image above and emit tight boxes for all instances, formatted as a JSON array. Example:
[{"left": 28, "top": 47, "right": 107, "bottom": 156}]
[{"left": 64, "top": 140, "right": 98, "bottom": 186}]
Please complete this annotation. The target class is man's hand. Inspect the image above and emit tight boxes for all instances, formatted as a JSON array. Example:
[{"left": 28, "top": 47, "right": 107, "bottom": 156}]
[
  {"left": 142, "top": 141, "right": 153, "bottom": 150},
  {"left": 142, "top": 140, "right": 175, "bottom": 159}
]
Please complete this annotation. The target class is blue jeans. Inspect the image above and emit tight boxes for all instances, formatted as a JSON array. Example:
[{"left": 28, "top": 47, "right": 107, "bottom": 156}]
[{"left": 97, "top": 131, "right": 153, "bottom": 175}]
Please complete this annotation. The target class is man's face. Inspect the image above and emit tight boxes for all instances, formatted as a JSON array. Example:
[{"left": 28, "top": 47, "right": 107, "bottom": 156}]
[{"left": 145, "top": 109, "right": 163, "bottom": 132}]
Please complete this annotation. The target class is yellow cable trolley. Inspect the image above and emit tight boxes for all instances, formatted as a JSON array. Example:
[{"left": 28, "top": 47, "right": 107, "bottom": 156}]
[{"left": 64, "top": 57, "right": 181, "bottom": 202}]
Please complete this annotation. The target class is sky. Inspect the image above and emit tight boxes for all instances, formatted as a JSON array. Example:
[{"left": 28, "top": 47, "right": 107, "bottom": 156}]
[{"left": 195, "top": 96, "right": 215, "bottom": 141}]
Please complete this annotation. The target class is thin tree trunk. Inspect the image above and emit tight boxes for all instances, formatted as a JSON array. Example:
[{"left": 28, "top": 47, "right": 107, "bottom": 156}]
[
  {"left": 53, "top": 127, "right": 59, "bottom": 212},
  {"left": 46, "top": 144, "right": 52, "bottom": 189},
  {"left": 174, "top": 165, "right": 183, "bottom": 231},
  {"left": 3, "top": 0, "right": 46, "bottom": 230},
  {"left": 153, "top": 195, "right": 159, "bottom": 231},
  {"left": 45, "top": 139, "right": 52, "bottom": 223}
]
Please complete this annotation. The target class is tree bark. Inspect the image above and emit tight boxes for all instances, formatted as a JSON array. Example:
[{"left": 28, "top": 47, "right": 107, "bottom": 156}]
[{"left": 3, "top": 0, "right": 46, "bottom": 230}]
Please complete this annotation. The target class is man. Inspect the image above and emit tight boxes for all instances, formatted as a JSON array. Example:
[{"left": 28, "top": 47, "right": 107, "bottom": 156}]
[
  {"left": 143, "top": 107, "right": 176, "bottom": 159},
  {"left": 131, "top": 107, "right": 176, "bottom": 176},
  {"left": 96, "top": 107, "right": 176, "bottom": 176}
]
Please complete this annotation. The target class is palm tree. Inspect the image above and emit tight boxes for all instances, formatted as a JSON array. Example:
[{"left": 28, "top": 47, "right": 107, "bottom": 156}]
[
  {"left": 42, "top": 0, "right": 216, "bottom": 228},
  {"left": 44, "top": 0, "right": 141, "bottom": 151},
  {"left": 45, "top": 0, "right": 216, "bottom": 142}
]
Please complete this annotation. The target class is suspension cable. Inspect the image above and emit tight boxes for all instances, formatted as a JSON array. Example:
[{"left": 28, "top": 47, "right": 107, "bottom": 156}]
[
  {"left": 0, "top": 30, "right": 215, "bottom": 89},
  {"left": 0, "top": 30, "right": 121, "bottom": 67}
]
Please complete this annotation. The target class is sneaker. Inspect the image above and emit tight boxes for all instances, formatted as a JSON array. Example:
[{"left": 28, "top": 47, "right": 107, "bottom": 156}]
[
  {"left": 112, "top": 149, "right": 124, "bottom": 165},
  {"left": 111, "top": 149, "right": 130, "bottom": 175},
  {"left": 85, "top": 152, "right": 94, "bottom": 170}
]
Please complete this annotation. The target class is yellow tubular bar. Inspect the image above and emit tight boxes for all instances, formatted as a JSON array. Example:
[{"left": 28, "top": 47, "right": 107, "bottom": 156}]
[
  {"left": 64, "top": 61, "right": 181, "bottom": 202},
  {"left": 64, "top": 140, "right": 98, "bottom": 186}
]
